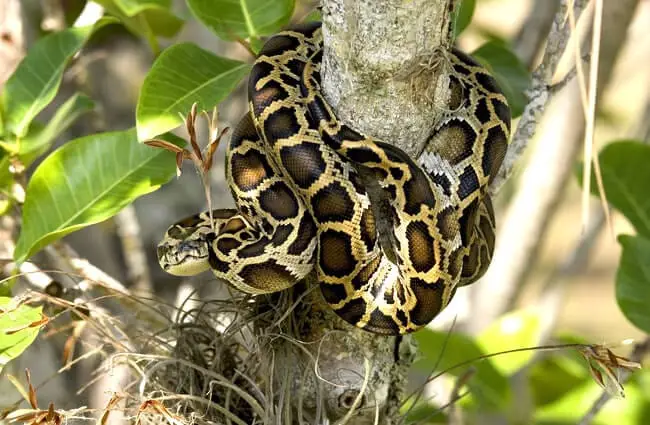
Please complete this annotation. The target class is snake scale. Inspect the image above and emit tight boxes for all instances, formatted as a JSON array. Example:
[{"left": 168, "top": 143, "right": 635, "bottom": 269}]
[{"left": 157, "top": 22, "right": 511, "bottom": 335}]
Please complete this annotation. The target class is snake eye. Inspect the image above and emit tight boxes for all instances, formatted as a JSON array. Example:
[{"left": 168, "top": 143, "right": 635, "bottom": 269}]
[{"left": 338, "top": 389, "right": 365, "bottom": 409}]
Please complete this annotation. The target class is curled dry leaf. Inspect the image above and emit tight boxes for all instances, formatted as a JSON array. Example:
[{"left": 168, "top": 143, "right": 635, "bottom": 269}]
[
  {"left": 135, "top": 400, "right": 185, "bottom": 425},
  {"left": 26, "top": 369, "right": 37, "bottom": 410},
  {"left": 203, "top": 126, "right": 229, "bottom": 173},
  {"left": 97, "top": 392, "right": 125, "bottom": 425},
  {"left": 62, "top": 321, "right": 86, "bottom": 366},
  {"left": 5, "top": 402, "right": 63, "bottom": 425},
  {"left": 578, "top": 344, "right": 642, "bottom": 398}
]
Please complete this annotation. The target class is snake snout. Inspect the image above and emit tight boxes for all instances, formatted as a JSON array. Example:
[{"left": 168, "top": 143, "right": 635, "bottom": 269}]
[{"left": 157, "top": 239, "right": 211, "bottom": 276}]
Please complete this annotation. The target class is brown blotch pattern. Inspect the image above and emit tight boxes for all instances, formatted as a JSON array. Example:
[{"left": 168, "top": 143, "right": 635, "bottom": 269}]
[
  {"left": 367, "top": 309, "right": 400, "bottom": 334},
  {"left": 280, "top": 142, "right": 326, "bottom": 188},
  {"left": 408, "top": 278, "right": 444, "bottom": 326},
  {"left": 251, "top": 81, "right": 288, "bottom": 116},
  {"left": 429, "top": 120, "right": 478, "bottom": 165},
  {"left": 436, "top": 207, "right": 459, "bottom": 241},
  {"left": 492, "top": 98, "right": 511, "bottom": 128},
  {"left": 352, "top": 256, "right": 381, "bottom": 290},
  {"left": 452, "top": 48, "right": 481, "bottom": 67},
  {"left": 482, "top": 126, "right": 508, "bottom": 180},
  {"left": 319, "top": 230, "right": 355, "bottom": 277},
  {"left": 259, "top": 35, "right": 302, "bottom": 57},
  {"left": 406, "top": 221, "right": 437, "bottom": 272},
  {"left": 403, "top": 167, "right": 436, "bottom": 215},
  {"left": 457, "top": 165, "right": 480, "bottom": 200},
  {"left": 238, "top": 237, "right": 271, "bottom": 258},
  {"left": 271, "top": 224, "right": 294, "bottom": 246},
  {"left": 473, "top": 97, "right": 492, "bottom": 124},
  {"left": 258, "top": 181, "right": 299, "bottom": 219},
  {"left": 215, "top": 237, "right": 240, "bottom": 255},
  {"left": 475, "top": 73, "right": 502, "bottom": 95},
  {"left": 334, "top": 297, "right": 368, "bottom": 327},
  {"left": 359, "top": 208, "right": 377, "bottom": 252},
  {"left": 263, "top": 106, "right": 302, "bottom": 144},
  {"left": 312, "top": 181, "right": 355, "bottom": 222},
  {"left": 230, "top": 149, "right": 273, "bottom": 191},
  {"left": 320, "top": 282, "right": 348, "bottom": 305},
  {"left": 448, "top": 75, "right": 466, "bottom": 109},
  {"left": 239, "top": 260, "right": 297, "bottom": 291},
  {"left": 222, "top": 217, "right": 247, "bottom": 234},
  {"left": 457, "top": 197, "right": 480, "bottom": 246}
]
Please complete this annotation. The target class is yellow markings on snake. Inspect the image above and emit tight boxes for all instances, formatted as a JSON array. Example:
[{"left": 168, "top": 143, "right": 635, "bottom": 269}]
[{"left": 157, "top": 22, "right": 511, "bottom": 335}]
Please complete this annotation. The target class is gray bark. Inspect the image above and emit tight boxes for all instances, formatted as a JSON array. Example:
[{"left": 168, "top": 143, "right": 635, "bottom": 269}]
[{"left": 320, "top": 0, "right": 454, "bottom": 157}]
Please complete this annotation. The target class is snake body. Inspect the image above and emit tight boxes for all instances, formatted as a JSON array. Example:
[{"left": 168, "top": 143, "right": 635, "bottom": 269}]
[{"left": 157, "top": 22, "right": 510, "bottom": 335}]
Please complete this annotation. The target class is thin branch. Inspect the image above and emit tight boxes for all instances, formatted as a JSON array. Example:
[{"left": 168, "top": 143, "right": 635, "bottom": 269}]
[
  {"left": 471, "top": 0, "right": 641, "bottom": 332},
  {"left": 114, "top": 205, "right": 153, "bottom": 294},
  {"left": 491, "top": 0, "right": 590, "bottom": 193}
]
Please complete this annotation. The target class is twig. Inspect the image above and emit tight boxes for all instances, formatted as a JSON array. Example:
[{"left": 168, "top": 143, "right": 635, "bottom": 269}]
[
  {"left": 576, "top": 337, "right": 650, "bottom": 425},
  {"left": 46, "top": 242, "right": 130, "bottom": 296},
  {"left": 581, "top": 0, "right": 605, "bottom": 233},
  {"left": 490, "top": 0, "right": 590, "bottom": 193},
  {"left": 114, "top": 206, "right": 153, "bottom": 294}
]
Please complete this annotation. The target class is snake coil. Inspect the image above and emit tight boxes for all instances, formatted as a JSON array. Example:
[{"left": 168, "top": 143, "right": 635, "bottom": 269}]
[{"left": 157, "top": 22, "right": 511, "bottom": 335}]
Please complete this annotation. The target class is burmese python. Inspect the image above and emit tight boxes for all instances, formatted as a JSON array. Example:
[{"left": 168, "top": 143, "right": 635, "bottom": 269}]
[{"left": 157, "top": 22, "right": 510, "bottom": 335}]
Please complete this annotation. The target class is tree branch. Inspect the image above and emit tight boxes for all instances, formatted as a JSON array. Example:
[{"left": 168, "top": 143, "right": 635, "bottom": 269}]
[
  {"left": 285, "top": 1, "right": 454, "bottom": 423},
  {"left": 469, "top": 0, "right": 641, "bottom": 332},
  {"left": 320, "top": 0, "right": 454, "bottom": 157}
]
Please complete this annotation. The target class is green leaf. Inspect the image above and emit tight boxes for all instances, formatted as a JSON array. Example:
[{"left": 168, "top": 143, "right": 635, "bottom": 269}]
[
  {"left": 2, "top": 19, "right": 113, "bottom": 138},
  {"left": 472, "top": 41, "right": 530, "bottom": 117},
  {"left": 111, "top": 0, "right": 171, "bottom": 15},
  {"left": 454, "top": 0, "right": 476, "bottom": 36},
  {"left": 136, "top": 43, "right": 250, "bottom": 140},
  {"left": 21, "top": 93, "right": 95, "bottom": 158},
  {"left": 0, "top": 281, "right": 10, "bottom": 297},
  {"left": 14, "top": 129, "right": 181, "bottom": 263},
  {"left": 476, "top": 309, "right": 542, "bottom": 375},
  {"left": 94, "top": 0, "right": 183, "bottom": 45},
  {"left": 187, "top": 0, "right": 295, "bottom": 40},
  {"left": 616, "top": 235, "right": 650, "bottom": 333},
  {"left": 0, "top": 94, "right": 95, "bottom": 189},
  {"left": 0, "top": 298, "right": 44, "bottom": 373},
  {"left": 414, "top": 329, "right": 510, "bottom": 410},
  {"left": 580, "top": 141, "right": 650, "bottom": 238}
]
